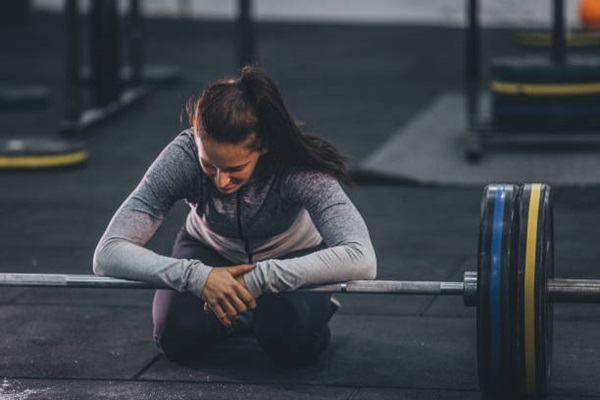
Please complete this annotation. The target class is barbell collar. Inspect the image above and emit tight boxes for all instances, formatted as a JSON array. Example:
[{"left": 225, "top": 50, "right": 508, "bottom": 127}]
[{"left": 463, "top": 271, "right": 478, "bottom": 307}]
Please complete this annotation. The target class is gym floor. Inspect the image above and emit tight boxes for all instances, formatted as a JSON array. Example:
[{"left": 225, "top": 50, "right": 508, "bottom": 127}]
[{"left": 1, "top": 8, "right": 600, "bottom": 400}]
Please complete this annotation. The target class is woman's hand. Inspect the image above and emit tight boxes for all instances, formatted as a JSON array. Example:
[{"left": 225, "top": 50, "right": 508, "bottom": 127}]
[{"left": 202, "top": 264, "right": 257, "bottom": 327}]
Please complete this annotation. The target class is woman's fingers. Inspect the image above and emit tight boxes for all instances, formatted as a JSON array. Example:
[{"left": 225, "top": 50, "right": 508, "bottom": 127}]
[
  {"left": 207, "top": 301, "right": 232, "bottom": 327},
  {"left": 219, "top": 265, "right": 256, "bottom": 311},
  {"left": 219, "top": 292, "right": 241, "bottom": 318},
  {"left": 235, "top": 282, "right": 256, "bottom": 310},
  {"left": 226, "top": 263, "right": 256, "bottom": 276},
  {"left": 208, "top": 287, "right": 252, "bottom": 327},
  {"left": 226, "top": 291, "right": 248, "bottom": 315}
]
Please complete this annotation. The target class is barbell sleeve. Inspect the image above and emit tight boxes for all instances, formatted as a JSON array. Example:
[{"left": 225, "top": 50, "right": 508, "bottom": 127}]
[{"left": 547, "top": 278, "right": 600, "bottom": 303}]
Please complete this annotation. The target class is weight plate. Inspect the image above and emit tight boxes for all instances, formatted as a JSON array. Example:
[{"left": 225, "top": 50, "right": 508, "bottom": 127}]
[
  {"left": 477, "top": 184, "right": 518, "bottom": 395},
  {"left": 492, "top": 56, "right": 600, "bottom": 83},
  {"left": 0, "top": 85, "right": 49, "bottom": 109},
  {"left": 516, "top": 31, "right": 600, "bottom": 47},
  {"left": 490, "top": 56, "right": 600, "bottom": 128},
  {"left": 492, "top": 93, "right": 600, "bottom": 128},
  {"left": 0, "top": 138, "right": 87, "bottom": 169},
  {"left": 514, "top": 183, "right": 554, "bottom": 397},
  {"left": 491, "top": 82, "right": 600, "bottom": 96}
]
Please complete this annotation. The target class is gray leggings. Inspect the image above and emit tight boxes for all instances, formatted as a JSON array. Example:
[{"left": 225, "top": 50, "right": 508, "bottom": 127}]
[{"left": 152, "top": 227, "right": 332, "bottom": 367}]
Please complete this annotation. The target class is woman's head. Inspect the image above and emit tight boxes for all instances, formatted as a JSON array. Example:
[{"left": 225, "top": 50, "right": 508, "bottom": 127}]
[
  {"left": 187, "top": 66, "right": 353, "bottom": 189},
  {"left": 187, "top": 66, "right": 285, "bottom": 153}
]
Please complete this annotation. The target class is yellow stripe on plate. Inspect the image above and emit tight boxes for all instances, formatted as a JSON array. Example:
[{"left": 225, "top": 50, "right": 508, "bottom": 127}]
[
  {"left": 516, "top": 32, "right": 600, "bottom": 47},
  {"left": 0, "top": 150, "right": 87, "bottom": 168},
  {"left": 525, "top": 184, "right": 542, "bottom": 394},
  {"left": 491, "top": 81, "right": 600, "bottom": 96}
]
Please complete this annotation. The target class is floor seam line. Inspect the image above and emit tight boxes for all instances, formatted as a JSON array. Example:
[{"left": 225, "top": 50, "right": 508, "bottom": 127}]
[{"left": 131, "top": 354, "right": 162, "bottom": 380}]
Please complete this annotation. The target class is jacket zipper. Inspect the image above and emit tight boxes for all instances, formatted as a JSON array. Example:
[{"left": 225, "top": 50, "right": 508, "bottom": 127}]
[{"left": 237, "top": 191, "right": 253, "bottom": 264}]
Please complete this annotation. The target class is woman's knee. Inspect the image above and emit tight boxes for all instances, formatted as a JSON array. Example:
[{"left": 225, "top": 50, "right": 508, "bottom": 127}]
[
  {"left": 254, "top": 292, "right": 331, "bottom": 330},
  {"left": 154, "top": 324, "right": 218, "bottom": 365},
  {"left": 255, "top": 323, "right": 331, "bottom": 366},
  {"left": 253, "top": 293, "right": 332, "bottom": 366},
  {"left": 152, "top": 289, "right": 222, "bottom": 365}
]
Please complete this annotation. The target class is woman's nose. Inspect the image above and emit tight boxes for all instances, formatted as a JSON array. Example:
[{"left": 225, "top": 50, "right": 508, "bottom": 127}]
[{"left": 216, "top": 170, "right": 230, "bottom": 187}]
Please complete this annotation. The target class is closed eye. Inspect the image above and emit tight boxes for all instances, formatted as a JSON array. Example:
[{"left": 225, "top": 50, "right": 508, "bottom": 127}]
[
  {"left": 201, "top": 158, "right": 250, "bottom": 173},
  {"left": 224, "top": 167, "right": 243, "bottom": 173}
]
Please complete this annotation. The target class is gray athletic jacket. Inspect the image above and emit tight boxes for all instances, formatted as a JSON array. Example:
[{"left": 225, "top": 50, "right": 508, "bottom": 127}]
[{"left": 93, "top": 130, "right": 377, "bottom": 298}]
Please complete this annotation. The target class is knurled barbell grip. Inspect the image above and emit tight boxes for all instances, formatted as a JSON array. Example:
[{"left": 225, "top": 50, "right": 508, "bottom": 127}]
[
  {"left": 302, "top": 280, "right": 465, "bottom": 295},
  {"left": 0, "top": 273, "right": 156, "bottom": 289},
  {"left": 0, "top": 273, "right": 467, "bottom": 294}
]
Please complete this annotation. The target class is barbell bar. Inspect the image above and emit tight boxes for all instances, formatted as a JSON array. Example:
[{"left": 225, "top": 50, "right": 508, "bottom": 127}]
[
  {"left": 1, "top": 273, "right": 600, "bottom": 303},
  {"left": 0, "top": 183, "right": 596, "bottom": 399}
]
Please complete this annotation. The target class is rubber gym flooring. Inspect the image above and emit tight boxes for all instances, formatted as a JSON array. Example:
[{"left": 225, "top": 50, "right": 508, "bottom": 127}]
[{"left": 1, "top": 12, "right": 600, "bottom": 399}]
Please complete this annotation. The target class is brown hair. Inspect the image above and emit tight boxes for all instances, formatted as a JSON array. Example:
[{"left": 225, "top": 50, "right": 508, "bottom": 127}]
[{"left": 186, "top": 66, "right": 353, "bottom": 187}]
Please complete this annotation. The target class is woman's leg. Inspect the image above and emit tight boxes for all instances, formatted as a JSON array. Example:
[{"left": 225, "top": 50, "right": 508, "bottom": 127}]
[
  {"left": 154, "top": 233, "right": 333, "bottom": 366},
  {"left": 253, "top": 245, "right": 333, "bottom": 367},
  {"left": 254, "top": 291, "right": 331, "bottom": 366},
  {"left": 152, "top": 227, "right": 232, "bottom": 365}
]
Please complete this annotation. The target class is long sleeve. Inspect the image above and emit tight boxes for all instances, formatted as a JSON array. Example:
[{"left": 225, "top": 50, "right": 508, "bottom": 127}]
[
  {"left": 243, "top": 170, "right": 377, "bottom": 297},
  {"left": 92, "top": 133, "right": 212, "bottom": 296}
]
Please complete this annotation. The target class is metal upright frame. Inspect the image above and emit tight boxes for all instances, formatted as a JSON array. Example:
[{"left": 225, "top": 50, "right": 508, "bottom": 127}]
[
  {"left": 464, "top": 0, "right": 600, "bottom": 161},
  {"left": 60, "top": 0, "right": 150, "bottom": 136}
]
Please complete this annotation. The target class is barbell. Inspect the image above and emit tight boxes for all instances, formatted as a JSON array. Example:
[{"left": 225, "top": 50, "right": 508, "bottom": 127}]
[{"left": 1, "top": 183, "right": 599, "bottom": 398}]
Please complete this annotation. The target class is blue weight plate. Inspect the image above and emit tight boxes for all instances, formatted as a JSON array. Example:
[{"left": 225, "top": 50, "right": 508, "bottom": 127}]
[{"left": 477, "top": 184, "right": 518, "bottom": 396}]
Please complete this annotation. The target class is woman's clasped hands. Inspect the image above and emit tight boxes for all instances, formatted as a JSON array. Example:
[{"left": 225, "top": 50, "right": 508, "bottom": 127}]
[{"left": 201, "top": 264, "right": 257, "bottom": 327}]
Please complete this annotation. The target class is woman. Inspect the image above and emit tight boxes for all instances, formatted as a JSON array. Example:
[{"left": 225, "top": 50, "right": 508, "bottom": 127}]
[{"left": 93, "top": 66, "right": 376, "bottom": 367}]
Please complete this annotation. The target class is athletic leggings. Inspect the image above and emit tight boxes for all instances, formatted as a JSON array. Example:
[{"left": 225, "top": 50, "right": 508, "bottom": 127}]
[{"left": 152, "top": 227, "right": 332, "bottom": 367}]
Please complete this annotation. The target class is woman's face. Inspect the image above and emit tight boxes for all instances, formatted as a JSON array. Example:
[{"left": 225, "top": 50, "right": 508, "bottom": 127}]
[{"left": 196, "top": 134, "right": 265, "bottom": 195}]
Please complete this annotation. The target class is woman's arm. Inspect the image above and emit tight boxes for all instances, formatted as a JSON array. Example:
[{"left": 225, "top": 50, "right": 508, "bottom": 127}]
[
  {"left": 92, "top": 134, "right": 212, "bottom": 295},
  {"left": 243, "top": 170, "right": 377, "bottom": 298},
  {"left": 93, "top": 197, "right": 209, "bottom": 292}
]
